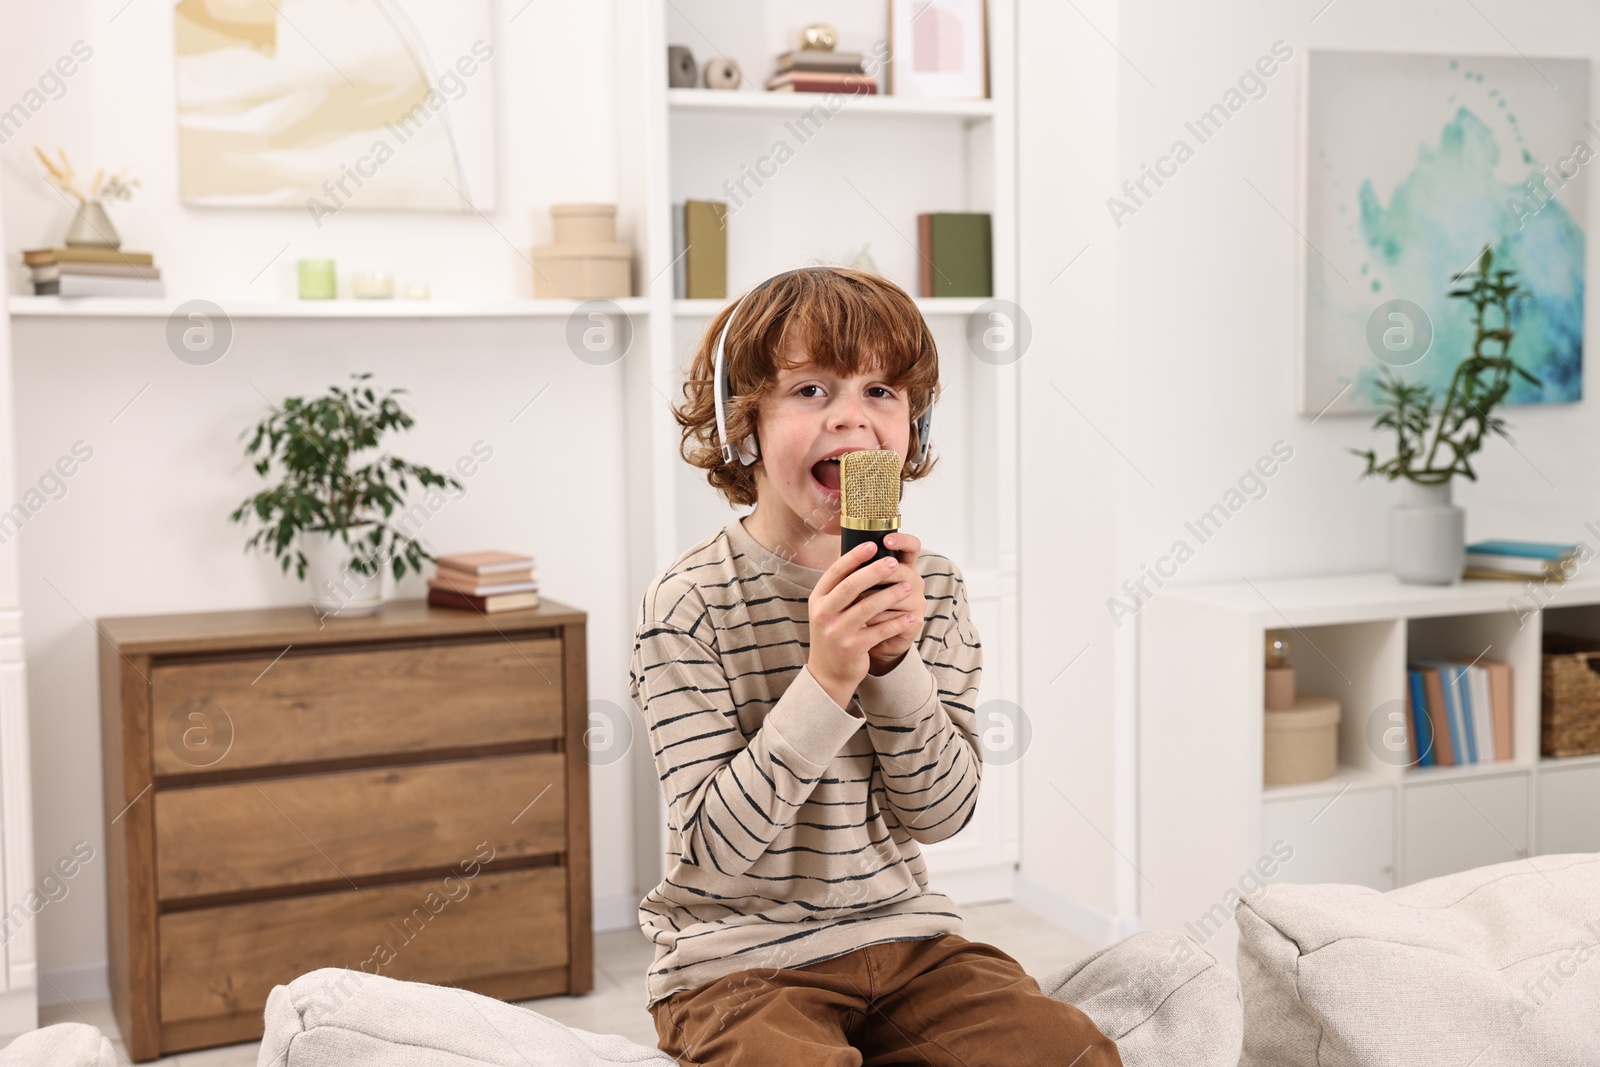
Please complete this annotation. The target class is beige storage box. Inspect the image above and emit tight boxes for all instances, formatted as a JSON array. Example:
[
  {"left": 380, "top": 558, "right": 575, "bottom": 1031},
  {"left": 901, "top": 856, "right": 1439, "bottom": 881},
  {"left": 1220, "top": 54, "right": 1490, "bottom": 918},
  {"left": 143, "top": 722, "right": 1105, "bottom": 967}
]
[
  {"left": 530, "top": 242, "right": 633, "bottom": 300},
  {"left": 1264, "top": 694, "right": 1340, "bottom": 784},
  {"left": 550, "top": 203, "right": 618, "bottom": 244}
]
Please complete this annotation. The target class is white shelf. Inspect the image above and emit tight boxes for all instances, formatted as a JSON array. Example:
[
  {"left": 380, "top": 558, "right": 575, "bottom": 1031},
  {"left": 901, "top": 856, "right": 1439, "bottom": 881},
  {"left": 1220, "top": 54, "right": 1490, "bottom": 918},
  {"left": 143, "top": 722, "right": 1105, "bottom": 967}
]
[
  {"left": 672, "top": 296, "right": 989, "bottom": 318},
  {"left": 1541, "top": 751, "right": 1600, "bottom": 770},
  {"left": 668, "top": 88, "right": 994, "bottom": 123},
  {"left": 7, "top": 296, "right": 650, "bottom": 319},
  {"left": 1263, "top": 763, "right": 1393, "bottom": 800},
  {"left": 1402, "top": 759, "right": 1533, "bottom": 784},
  {"left": 1161, "top": 570, "right": 1600, "bottom": 627}
]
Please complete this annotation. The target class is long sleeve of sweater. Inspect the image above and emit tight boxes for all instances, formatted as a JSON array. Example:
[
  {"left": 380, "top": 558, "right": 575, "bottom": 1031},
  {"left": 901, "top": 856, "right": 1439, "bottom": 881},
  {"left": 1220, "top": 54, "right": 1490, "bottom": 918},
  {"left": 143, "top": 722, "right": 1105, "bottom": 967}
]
[
  {"left": 633, "top": 615, "right": 863, "bottom": 879},
  {"left": 854, "top": 560, "right": 983, "bottom": 844}
]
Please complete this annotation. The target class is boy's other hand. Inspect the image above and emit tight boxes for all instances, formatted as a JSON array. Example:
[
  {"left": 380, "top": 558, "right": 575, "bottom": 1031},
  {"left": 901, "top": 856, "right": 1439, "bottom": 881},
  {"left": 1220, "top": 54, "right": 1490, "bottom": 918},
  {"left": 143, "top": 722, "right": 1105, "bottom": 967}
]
[
  {"left": 807, "top": 541, "right": 921, "bottom": 713},
  {"left": 863, "top": 533, "right": 926, "bottom": 674}
]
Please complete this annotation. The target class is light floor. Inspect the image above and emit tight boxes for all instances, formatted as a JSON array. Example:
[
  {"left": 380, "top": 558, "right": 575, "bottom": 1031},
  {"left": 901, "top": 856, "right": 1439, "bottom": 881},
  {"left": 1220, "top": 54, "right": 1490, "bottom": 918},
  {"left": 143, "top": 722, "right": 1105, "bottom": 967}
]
[{"left": 26, "top": 902, "right": 1096, "bottom": 1064}]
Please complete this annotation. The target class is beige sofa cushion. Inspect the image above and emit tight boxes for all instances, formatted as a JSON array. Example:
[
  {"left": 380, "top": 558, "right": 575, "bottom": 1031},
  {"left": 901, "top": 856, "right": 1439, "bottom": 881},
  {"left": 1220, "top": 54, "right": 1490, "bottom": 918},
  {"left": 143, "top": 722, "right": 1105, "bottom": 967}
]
[
  {"left": 1041, "top": 929, "right": 1242, "bottom": 1067},
  {"left": 259, "top": 968, "right": 674, "bottom": 1066},
  {"left": 1238, "top": 852, "right": 1600, "bottom": 1066},
  {"left": 0, "top": 1023, "right": 117, "bottom": 1067}
]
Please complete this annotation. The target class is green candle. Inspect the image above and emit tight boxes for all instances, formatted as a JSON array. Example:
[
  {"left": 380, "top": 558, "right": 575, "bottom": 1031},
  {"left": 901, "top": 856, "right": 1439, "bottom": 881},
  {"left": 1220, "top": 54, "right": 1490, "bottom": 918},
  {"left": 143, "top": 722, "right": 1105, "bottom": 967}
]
[{"left": 297, "top": 259, "right": 336, "bottom": 299}]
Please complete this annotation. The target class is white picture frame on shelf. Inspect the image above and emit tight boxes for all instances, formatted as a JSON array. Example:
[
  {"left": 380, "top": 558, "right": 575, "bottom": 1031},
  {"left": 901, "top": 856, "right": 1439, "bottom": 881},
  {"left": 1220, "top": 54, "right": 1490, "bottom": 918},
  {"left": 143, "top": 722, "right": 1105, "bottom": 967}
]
[{"left": 888, "top": 0, "right": 989, "bottom": 100}]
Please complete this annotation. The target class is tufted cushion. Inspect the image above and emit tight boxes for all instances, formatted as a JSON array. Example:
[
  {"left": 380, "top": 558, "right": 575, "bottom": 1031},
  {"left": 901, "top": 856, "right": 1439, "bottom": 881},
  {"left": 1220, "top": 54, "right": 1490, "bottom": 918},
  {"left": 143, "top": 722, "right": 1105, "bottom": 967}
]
[
  {"left": 0, "top": 1022, "right": 117, "bottom": 1067},
  {"left": 1237, "top": 852, "right": 1600, "bottom": 1066},
  {"left": 1040, "top": 930, "right": 1243, "bottom": 1067},
  {"left": 258, "top": 968, "right": 674, "bottom": 1067}
]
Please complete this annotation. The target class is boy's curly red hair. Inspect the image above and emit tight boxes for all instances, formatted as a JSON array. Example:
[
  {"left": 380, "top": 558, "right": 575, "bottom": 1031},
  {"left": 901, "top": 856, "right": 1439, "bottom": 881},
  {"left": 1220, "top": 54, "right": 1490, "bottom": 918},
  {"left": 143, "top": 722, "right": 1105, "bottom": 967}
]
[{"left": 671, "top": 266, "right": 942, "bottom": 509}]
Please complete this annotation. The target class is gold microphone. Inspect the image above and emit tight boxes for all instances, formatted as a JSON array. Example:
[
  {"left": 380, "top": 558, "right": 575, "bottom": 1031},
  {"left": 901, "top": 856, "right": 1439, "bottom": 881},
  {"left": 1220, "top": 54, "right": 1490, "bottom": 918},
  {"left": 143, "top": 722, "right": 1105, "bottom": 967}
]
[{"left": 839, "top": 449, "right": 902, "bottom": 579}]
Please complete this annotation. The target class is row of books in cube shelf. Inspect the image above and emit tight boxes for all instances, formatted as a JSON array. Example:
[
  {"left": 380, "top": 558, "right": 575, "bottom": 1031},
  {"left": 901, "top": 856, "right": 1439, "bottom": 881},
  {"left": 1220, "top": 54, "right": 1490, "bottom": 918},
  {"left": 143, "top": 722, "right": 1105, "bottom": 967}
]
[
  {"left": 765, "top": 47, "right": 878, "bottom": 95},
  {"left": 1405, "top": 657, "right": 1513, "bottom": 767},
  {"left": 23, "top": 247, "right": 164, "bottom": 297},
  {"left": 1465, "top": 540, "right": 1582, "bottom": 581},
  {"left": 426, "top": 550, "right": 538, "bottom": 614}
]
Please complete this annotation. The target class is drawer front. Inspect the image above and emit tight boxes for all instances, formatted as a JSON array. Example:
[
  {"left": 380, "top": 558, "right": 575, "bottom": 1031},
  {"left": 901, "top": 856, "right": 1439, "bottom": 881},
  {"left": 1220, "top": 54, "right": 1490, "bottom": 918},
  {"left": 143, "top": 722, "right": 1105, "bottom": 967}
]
[
  {"left": 156, "top": 753, "right": 566, "bottom": 900},
  {"left": 150, "top": 637, "right": 565, "bottom": 774},
  {"left": 159, "top": 866, "right": 568, "bottom": 1025}
]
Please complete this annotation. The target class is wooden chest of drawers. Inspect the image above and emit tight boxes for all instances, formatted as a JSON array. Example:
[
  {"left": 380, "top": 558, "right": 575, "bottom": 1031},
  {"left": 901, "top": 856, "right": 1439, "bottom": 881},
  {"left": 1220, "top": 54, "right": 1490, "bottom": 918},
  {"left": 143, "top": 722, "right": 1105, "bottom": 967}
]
[{"left": 97, "top": 597, "right": 592, "bottom": 1061}]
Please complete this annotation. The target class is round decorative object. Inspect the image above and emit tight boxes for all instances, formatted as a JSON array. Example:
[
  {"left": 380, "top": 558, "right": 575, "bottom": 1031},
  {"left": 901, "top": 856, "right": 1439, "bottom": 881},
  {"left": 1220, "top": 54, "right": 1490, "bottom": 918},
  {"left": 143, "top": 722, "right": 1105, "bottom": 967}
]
[
  {"left": 702, "top": 57, "right": 742, "bottom": 90},
  {"left": 801, "top": 23, "right": 838, "bottom": 51},
  {"left": 667, "top": 44, "right": 697, "bottom": 88}
]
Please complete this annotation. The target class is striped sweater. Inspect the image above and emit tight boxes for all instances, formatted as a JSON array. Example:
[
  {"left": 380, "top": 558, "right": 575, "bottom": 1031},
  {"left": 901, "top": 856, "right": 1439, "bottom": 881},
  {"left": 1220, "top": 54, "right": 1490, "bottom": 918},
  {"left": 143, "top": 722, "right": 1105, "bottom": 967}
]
[{"left": 629, "top": 515, "right": 984, "bottom": 1006}]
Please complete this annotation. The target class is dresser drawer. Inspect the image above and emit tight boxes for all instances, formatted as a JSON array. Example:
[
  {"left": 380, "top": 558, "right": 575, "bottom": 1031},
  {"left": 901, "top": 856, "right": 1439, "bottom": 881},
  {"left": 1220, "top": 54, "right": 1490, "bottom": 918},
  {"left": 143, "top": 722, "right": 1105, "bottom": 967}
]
[
  {"left": 155, "top": 753, "right": 566, "bottom": 900},
  {"left": 158, "top": 865, "right": 569, "bottom": 1027},
  {"left": 150, "top": 637, "right": 565, "bottom": 775}
]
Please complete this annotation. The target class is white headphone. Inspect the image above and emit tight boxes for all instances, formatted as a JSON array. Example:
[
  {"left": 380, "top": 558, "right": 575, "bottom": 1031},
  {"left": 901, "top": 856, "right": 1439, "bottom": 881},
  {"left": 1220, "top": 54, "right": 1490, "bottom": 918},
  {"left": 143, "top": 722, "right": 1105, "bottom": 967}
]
[{"left": 712, "top": 266, "right": 935, "bottom": 468}]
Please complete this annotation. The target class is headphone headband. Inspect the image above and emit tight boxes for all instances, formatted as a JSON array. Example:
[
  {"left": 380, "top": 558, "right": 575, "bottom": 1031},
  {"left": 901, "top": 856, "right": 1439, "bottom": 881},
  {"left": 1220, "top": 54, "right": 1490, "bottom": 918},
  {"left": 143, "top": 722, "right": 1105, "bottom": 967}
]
[{"left": 711, "top": 266, "right": 934, "bottom": 469}]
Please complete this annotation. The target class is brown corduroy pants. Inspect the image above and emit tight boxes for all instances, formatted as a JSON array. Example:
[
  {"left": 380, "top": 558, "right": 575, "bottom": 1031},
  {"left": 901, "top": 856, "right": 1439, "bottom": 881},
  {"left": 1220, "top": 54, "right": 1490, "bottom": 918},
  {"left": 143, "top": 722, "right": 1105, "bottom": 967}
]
[{"left": 649, "top": 933, "right": 1123, "bottom": 1067}]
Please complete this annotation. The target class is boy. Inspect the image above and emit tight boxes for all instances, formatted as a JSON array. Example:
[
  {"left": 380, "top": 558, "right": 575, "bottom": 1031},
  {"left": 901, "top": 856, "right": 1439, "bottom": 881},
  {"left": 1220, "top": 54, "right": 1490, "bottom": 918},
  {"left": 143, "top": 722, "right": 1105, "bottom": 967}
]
[{"left": 629, "top": 267, "right": 1119, "bottom": 1066}]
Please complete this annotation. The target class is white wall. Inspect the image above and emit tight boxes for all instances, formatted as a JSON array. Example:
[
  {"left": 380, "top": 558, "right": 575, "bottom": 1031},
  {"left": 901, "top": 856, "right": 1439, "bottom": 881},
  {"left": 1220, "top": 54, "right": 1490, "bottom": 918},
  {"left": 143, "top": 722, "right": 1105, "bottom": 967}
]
[
  {"left": 1015, "top": 0, "right": 1133, "bottom": 940},
  {"left": 0, "top": 0, "right": 643, "bottom": 1000}
]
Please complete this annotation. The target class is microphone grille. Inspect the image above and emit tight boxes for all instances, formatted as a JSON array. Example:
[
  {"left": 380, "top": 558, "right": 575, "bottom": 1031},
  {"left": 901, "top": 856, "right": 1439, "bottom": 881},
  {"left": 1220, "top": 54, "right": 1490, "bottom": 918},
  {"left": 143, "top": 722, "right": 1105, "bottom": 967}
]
[{"left": 839, "top": 450, "right": 902, "bottom": 521}]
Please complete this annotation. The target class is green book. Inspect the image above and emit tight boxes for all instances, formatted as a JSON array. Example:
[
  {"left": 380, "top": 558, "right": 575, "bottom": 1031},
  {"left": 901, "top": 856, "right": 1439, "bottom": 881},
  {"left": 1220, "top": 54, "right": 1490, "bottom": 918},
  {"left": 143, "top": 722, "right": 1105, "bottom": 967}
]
[
  {"left": 918, "top": 212, "right": 992, "bottom": 298},
  {"left": 683, "top": 200, "right": 727, "bottom": 300}
]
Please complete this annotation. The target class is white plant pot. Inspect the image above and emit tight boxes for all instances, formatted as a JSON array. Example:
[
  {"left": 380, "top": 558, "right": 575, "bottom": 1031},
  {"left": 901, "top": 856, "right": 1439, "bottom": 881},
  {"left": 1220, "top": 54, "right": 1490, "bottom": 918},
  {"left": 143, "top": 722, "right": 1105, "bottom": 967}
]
[
  {"left": 1389, "top": 480, "right": 1464, "bottom": 586},
  {"left": 301, "top": 529, "right": 391, "bottom": 617}
]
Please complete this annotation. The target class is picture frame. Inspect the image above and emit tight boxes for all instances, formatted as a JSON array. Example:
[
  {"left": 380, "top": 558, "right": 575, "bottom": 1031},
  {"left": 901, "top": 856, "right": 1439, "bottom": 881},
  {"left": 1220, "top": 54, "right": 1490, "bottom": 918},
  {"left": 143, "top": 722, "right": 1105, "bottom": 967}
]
[
  {"left": 888, "top": 0, "right": 989, "bottom": 100},
  {"left": 1294, "top": 49, "right": 1588, "bottom": 415}
]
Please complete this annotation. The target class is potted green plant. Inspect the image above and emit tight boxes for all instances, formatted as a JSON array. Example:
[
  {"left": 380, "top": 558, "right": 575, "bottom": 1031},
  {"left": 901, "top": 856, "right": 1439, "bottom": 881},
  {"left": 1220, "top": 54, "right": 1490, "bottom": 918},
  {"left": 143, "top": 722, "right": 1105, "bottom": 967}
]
[
  {"left": 1350, "top": 247, "right": 1542, "bottom": 585},
  {"left": 230, "top": 373, "right": 463, "bottom": 616}
]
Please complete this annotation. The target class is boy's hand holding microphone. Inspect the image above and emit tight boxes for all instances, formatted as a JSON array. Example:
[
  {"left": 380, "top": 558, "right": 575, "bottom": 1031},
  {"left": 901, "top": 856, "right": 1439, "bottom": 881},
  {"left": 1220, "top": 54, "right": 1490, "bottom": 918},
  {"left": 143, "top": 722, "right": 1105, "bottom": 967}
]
[{"left": 807, "top": 450, "right": 927, "bottom": 716}]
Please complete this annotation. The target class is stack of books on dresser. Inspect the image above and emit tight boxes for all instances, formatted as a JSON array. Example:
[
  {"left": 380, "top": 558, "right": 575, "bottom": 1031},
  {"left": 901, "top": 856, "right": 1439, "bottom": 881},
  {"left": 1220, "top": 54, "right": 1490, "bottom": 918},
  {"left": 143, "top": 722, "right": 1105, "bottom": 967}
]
[
  {"left": 1463, "top": 540, "right": 1581, "bottom": 582},
  {"left": 765, "top": 48, "right": 879, "bottom": 95},
  {"left": 427, "top": 550, "right": 539, "bottom": 613},
  {"left": 23, "top": 247, "right": 164, "bottom": 297}
]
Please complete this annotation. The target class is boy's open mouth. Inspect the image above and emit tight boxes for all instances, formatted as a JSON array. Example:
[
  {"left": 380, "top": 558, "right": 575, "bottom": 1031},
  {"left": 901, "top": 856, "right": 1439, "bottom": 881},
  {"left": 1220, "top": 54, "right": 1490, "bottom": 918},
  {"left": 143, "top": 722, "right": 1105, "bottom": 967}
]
[{"left": 810, "top": 458, "right": 842, "bottom": 493}]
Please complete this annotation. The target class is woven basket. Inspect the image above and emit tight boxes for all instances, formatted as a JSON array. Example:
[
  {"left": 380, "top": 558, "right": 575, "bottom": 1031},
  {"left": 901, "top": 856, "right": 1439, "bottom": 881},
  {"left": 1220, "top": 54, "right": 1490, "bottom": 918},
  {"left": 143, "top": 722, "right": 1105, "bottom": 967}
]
[{"left": 1540, "top": 633, "right": 1600, "bottom": 757}]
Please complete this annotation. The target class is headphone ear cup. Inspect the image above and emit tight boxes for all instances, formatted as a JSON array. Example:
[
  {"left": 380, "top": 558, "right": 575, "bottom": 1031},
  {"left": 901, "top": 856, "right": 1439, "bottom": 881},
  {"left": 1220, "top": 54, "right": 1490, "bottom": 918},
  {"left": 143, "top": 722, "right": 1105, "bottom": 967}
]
[{"left": 912, "top": 405, "right": 933, "bottom": 464}]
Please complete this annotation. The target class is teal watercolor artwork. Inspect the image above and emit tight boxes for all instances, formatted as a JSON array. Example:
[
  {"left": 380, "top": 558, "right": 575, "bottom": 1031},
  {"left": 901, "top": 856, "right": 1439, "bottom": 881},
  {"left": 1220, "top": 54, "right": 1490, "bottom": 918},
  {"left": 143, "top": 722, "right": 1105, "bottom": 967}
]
[{"left": 1299, "top": 51, "right": 1589, "bottom": 415}]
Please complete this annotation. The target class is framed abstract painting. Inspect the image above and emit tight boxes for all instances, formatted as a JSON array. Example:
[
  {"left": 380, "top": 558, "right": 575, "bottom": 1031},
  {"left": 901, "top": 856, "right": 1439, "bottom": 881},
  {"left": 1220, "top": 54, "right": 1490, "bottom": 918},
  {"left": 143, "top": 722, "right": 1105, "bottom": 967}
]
[
  {"left": 174, "top": 0, "right": 497, "bottom": 215},
  {"left": 1296, "top": 50, "right": 1588, "bottom": 415}
]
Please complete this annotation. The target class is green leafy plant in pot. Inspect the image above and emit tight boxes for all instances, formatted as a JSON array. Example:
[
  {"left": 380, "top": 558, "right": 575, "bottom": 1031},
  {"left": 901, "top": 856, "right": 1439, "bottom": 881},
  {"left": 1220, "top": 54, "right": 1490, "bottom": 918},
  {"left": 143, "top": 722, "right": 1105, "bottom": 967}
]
[
  {"left": 1349, "top": 247, "right": 1541, "bottom": 585},
  {"left": 230, "top": 373, "right": 464, "bottom": 616}
]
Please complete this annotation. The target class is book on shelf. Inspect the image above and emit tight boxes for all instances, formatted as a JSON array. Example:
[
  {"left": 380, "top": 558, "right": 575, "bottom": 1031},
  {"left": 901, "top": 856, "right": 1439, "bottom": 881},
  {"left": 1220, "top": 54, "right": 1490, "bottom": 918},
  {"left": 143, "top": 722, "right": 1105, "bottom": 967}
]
[
  {"left": 434, "top": 549, "right": 535, "bottom": 576},
  {"left": 428, "top": 574, "right": 538, "bottom": 598},
  {"left": 23, "top": 247, "right": 155, "bottom": 266},
  {"left": 1414, "top": 664, "right": 1455, "bottom": 765},
  {"left": 682, "top": 200, "right": 727, "bottom": 300},
  {"left": 763, "top": 71, "right": 879, "bottom": 94},
  {"left": 32, "top": 262, "right": 161, "bottom": 281},
  {"left": 1405, "top": 669, "right": 1435, "bottom": 766},
  {"left": 775, "top": 49, "right": 867, "bottom": 73},
  {"left": 917, "top": 212, "right": 993, "bottom": 298},
  {"left": 1407, "top": 657, "right": 1513, "bottom": 766},
  {"left": 37, "top": 273, "right": 165, "bottom": 298},
  {"left": 426, "top": 586, "right": 540, "bottom": 614},
  {"left": 1464, "top": 540, "right": 1581, "bottom": 581}
]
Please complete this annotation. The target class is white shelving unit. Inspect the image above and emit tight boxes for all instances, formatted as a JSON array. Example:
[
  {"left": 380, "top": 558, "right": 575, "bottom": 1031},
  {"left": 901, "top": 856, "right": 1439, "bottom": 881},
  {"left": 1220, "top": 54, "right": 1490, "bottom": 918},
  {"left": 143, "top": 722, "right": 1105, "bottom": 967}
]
[
  {"left": 616, "top": 0, "right": 1020, "bottom": 905},
  {"left": 7, "top": 296, "right": 649, "bottom": 319},
  {"left": 1140, "top": 572, "right": 1600, "bottom": 967}
]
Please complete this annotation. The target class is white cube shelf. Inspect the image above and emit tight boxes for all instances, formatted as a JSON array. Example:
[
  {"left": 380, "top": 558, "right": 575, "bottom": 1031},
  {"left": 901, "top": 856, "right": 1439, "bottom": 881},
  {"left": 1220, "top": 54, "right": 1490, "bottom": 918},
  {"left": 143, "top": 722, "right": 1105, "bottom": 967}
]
[{"left": 1140, "top": 571, "right": 1600, "bottom": 967}]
